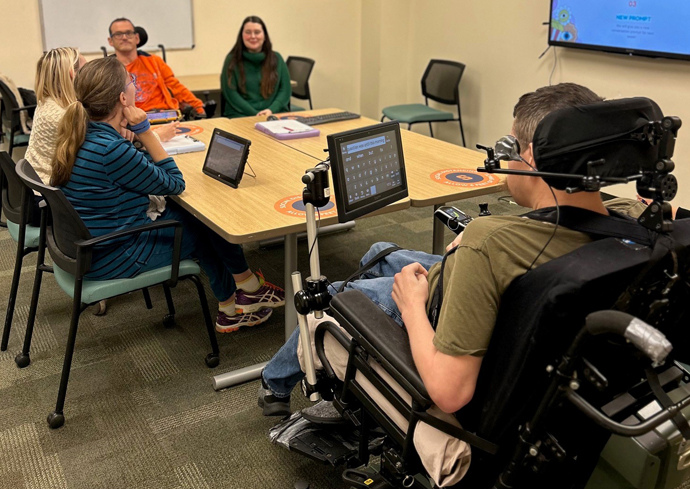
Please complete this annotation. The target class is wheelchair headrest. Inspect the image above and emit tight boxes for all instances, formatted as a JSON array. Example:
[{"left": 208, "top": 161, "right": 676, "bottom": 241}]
[
  {"left": 533, "top": 97, "right": 664, "bottom": 190},
  {"left": 135, "top": 26, "right": 148, "bottom": 48}
]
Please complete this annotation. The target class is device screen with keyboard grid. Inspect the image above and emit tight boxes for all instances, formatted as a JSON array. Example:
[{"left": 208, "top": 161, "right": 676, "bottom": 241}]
[
  {"left": 281, "top": 111, "right": 361, "bottom": 126},
  {"left": 341, "top": 130, "right": 403, "bottom": 205},
  {"left": 327, "top": 121, "right": 407, "bottom": 223}
]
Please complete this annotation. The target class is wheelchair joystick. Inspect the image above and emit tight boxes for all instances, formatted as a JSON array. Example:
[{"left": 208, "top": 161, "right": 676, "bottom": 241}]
[{"left": 292, "top": 165, "right": 333, "bottom": 402}]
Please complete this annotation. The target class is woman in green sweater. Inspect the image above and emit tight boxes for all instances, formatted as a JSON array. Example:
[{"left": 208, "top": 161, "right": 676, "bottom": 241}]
[{"left": 221, "top": 16, "right": 291, "bottom": 118}]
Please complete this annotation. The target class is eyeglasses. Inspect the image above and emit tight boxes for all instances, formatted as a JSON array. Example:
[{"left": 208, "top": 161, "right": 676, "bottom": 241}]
[
  {"left": 111, "top": 31, "right": 137, "bottom": 39},
  {"left": 126, "top": 73, "right": 137, "bottom": 90}
]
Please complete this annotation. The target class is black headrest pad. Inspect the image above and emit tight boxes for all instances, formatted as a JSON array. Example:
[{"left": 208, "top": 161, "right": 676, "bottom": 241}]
[
  {"left": 135, "top": 26, "right": 148, "bottom": 48},
  {"left": 533, "top": 97, "right": 663, "bottom": 190}
]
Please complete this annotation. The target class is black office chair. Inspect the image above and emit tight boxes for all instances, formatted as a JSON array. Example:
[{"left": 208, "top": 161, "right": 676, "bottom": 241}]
[
  {"left": 286, "top": 56, "right": 315, "bottom": 111},
  {"left": 0, "top": 152, "right": 45, "bottom": 352},
  {"left": 381, "top": 60, "right": 466, "bottom": 147},
  {"left": 0, "top": 79, "right": 34, "bottom": 158},
  {"left": 15, "top": 159, "right": 220, "bottom": 429}
]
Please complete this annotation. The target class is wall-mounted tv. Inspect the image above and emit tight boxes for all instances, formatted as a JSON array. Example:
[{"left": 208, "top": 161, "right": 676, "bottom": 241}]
[{"left": 549, "top": 1, "right": 690, "bottom": 61}]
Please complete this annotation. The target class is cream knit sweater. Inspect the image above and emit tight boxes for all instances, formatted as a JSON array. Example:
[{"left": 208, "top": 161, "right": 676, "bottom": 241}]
[{"left": 25, "top": 97, "right": 65, "bottom": 185}]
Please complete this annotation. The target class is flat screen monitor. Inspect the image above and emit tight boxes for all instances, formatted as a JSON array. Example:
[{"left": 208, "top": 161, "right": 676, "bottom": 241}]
[
  {"left": 548, "top": 1, "right": 690, "bottom": 61},
  {"left": 327, "top": 121, "right": 408, "bottom": 223}
]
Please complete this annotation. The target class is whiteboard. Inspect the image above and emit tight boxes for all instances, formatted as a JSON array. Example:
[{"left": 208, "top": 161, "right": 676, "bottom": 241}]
[{"left": 39, "top": 0, "right": 194, "bottom": 54}]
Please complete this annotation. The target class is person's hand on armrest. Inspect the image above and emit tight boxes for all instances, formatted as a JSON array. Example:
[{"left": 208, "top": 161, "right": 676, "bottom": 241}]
[
  {"left": 153, "top": 122, "right": 180, "bottom": 142},
  {"left": 123, "top": 106, "right": 169, "bottom": 163},
  {"left": 392, "top": 263, "right": 429, "bottom": 318},
  {"left": 392, "top": 262, "right": 482, "bottom": 413}
]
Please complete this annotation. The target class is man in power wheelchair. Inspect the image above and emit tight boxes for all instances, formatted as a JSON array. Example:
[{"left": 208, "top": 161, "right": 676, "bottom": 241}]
[{"left": 263, "top": 83, "right": 690, "bottom": 488}]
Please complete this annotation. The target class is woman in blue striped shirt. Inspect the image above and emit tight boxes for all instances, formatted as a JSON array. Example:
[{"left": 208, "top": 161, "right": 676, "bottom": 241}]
[{"left": 51, "top": 57, "right": 284, "bottom": 331}]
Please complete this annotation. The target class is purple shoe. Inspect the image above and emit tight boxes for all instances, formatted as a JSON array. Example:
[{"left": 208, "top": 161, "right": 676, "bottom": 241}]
[
  {"left": 215, "top": 307, "right": 273, "bottom": 333},
  {"left": 236, "top": 272, "right": 286, "bottom": 313}
]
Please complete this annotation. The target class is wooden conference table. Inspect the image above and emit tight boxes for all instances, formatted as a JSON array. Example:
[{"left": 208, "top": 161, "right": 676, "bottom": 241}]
[
  {"left": 171, "top": 117, "right": 410, "bottom": 341},
  {"left": 226, "top": 108, "right": 506, "bottom": 254},
  {"left": 172, "top": 110, "right": 503, "bottom": 388}
]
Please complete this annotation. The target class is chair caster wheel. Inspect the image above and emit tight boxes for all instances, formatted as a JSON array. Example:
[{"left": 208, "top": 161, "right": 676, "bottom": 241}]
[
  {"left": 163, "top": 314, "right": 176, "bottom": 329},
  {"left": 205, "top": 354, "right": 220, "bottom": 368},
  {"left": 47, "top": 411, "right": 64, "bottom": 429},
  {"left": 14, "top": 353, "right": 30, "bottom": 368}
]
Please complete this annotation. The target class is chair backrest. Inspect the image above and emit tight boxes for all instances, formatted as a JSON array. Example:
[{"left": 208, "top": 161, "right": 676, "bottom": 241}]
[
  {"left": 134, "top": 26, "right": 165, "bottom": 62},
  {"left": 421, "top": 59, "right": 465, "bottom": 106},
  {"left": 286, "top": 56, "right": 315, "bottom": 100},
  {"left": 0, "top": 151, "right": 31, "bottom": 225},
  {"left": 15, "top": 159, "right": 93, "bottom": 276},
  {"left": 135, "top": 26, "right": 148, "bottom": 48},
  {"left": 455, "top": 223, "right": 690, "bottom": 486},
  {"left": 0, "top": 79, "right": 19, "bottom": 131}
]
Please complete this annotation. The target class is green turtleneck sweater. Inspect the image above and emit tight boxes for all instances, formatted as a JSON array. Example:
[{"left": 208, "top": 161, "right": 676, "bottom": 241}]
[{"left": 221, "top": 50, "right": 291, "bottom": 118}]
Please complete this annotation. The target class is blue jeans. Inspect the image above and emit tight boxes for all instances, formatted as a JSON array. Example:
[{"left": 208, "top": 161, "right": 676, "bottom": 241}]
[
  {"left": 263, "top": 242, "right": 442, "bottom": 398},
  {"left": 139, "top": 203, "right": 249, "bottom": 301}
]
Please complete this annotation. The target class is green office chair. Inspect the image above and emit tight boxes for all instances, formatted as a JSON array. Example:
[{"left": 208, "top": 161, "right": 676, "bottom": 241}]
[
  {"left": 0, "top": 151, "right": 43, "bottom": 352},
  {"left": 381, "top": 59, "right": 466, "bottom": 147},
  {"left": 287, "top": 56, "right": 315, "bottom": 112},
  {"left": 15, "top": 159, "right": 220, "bottom": 429}
]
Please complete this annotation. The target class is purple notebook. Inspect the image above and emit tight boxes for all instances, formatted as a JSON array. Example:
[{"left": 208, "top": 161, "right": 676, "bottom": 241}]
[{"left": 254, "top": 120, "right": 320, "bottom": 140}]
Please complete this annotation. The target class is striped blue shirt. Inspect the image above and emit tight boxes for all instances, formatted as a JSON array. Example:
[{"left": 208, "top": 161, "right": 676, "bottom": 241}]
[{"left": 61, "top": 122, "right": 185, "bottom": 279}]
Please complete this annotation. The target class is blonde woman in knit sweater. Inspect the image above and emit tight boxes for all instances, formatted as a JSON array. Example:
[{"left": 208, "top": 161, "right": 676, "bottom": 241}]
[{"left": 26, "top": 47, "right": 87, "bottom": 192}]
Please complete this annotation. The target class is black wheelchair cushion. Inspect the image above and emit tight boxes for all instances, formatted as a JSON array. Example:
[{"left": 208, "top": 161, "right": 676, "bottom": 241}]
[{"left": 330, "top": 290, "right": 431, "bottom": 405}]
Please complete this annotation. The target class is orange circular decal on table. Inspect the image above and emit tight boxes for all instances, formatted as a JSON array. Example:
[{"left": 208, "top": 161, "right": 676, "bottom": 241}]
[
  {"left": 430, "top": 169, "right": 500, "bottom": 188},
  {"left": 274, "top": 195, "right": 337, "bottom": 218},
  {"left": 176, "top": 124, "right": 204, "bottom": 136}
]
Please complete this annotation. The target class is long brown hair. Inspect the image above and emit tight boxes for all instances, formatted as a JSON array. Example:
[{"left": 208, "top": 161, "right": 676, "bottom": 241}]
[
  {"left": 226, "top": 16, "right": 278, "bottom": 99},
  {"left": 52, "top": 57, "right": 128, "bottom": 186}
]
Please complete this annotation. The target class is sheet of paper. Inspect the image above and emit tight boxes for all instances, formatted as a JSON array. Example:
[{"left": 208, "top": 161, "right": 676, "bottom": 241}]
[
  {"left": 161, "top": 135, "right": 206, "bottom": 155},
  {"left": 256, "top": 120, "right": 315, "bottom": 134}
]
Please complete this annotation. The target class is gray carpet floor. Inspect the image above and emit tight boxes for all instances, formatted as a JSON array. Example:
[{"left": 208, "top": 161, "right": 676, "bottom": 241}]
[{"left": 0, "top": 193, "right": 525, "bottom": 489}]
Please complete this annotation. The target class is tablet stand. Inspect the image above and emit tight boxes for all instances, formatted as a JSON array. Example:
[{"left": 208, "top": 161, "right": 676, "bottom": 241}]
[{"left": 291, "top": 165, "right": 333, "bottom": 401}]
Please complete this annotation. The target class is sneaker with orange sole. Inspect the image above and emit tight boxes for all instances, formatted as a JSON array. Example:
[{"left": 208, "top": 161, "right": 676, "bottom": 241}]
[{"left": 236, "top": 272, "right": 286, "bottom": 313}]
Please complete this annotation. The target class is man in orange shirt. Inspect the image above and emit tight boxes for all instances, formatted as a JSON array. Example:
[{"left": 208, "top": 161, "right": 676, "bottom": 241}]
[{"left": 108, "top": 18, "right": 206, "bottom": 120}]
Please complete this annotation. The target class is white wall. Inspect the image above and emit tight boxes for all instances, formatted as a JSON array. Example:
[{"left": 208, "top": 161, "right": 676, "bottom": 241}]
[
  {"left": 0, "top": 0, "right": 362, "bottom": 112},
  {"left": 400, "top": 0, "right": 690, "bottom": 207}
]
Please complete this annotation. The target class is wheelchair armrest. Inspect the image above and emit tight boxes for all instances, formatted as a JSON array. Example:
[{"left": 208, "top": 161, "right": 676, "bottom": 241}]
[{"left": 330, "top": 289, "right": 431, "bottom": 406}]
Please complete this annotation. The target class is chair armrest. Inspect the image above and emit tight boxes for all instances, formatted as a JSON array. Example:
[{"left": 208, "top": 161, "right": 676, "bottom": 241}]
[
  {"left": 330, "top": 289, "right": 431, "bottom": 405},
  {"left": 76, "top": 219, "right": 184, "bottom": 286},
  {"left": 12, "top": 105, "right": 37, "bottom": 113},
  {"left": 76, "top": 220, "right": 180, "bottom": 247}
]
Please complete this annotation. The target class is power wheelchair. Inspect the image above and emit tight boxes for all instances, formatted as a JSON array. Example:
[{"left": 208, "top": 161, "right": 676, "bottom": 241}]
[{"left": 271, "top": 97, "right": 690, "bottom": 489}]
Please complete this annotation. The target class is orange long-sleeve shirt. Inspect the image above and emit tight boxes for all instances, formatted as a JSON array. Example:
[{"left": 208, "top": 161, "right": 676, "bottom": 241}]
[{"left": 126, "top": 54, "right": 204, "bottom": 113}]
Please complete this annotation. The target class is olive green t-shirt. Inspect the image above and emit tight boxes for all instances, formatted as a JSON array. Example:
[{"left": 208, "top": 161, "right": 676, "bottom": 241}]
[{"left": 426, "top": 199, "right": 646, "bottom": 358}]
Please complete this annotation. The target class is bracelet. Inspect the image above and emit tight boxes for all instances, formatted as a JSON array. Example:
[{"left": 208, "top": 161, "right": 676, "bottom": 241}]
[{"left": 129, "top": 119, "right": 151, "bottom": 134}]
